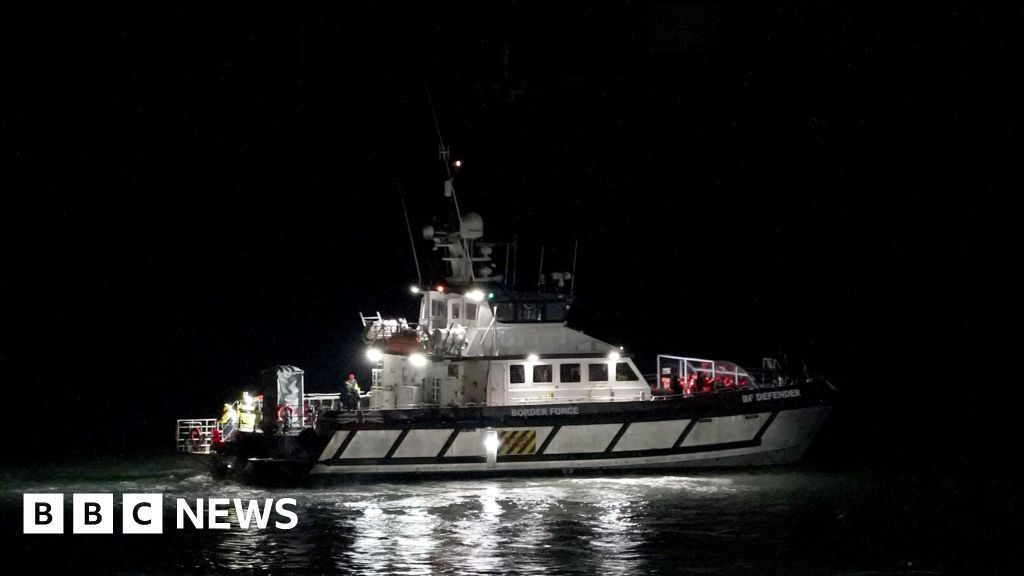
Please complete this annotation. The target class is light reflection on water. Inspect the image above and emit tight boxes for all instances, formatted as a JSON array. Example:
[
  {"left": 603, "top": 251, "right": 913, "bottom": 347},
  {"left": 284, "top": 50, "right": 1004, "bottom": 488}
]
[
  {"left": 5, "top": 460, "right": 1006, "bottom": 574},
  {"left": 179, "top": 475, "right": 753, "bottom": 574}
]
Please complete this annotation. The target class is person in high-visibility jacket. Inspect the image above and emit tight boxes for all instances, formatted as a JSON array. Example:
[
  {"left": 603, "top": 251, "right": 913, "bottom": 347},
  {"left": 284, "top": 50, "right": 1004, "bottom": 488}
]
[
  {"left": 217, "top": 402, "right": 238, "bottom": 440},
  {"left": 219, "top": 402, "right": 238, "bottom": 426},
  {"left": 341, "top": 373, "right": 361, "bottom": 410},
  {"left": 238, "top": 393, "right": 258, "bottom": 432}
]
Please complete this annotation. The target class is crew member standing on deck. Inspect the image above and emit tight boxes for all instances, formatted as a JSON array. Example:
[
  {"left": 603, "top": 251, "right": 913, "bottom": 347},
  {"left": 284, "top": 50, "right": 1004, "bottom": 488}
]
[{"left": 341, "top": 373, "right": 361, "bottom": 410}]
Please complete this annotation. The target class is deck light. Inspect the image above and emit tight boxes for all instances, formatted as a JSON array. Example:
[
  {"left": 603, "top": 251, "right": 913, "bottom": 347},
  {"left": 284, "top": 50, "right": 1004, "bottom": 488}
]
[
  {"left": 484, "top": 429, "right": 499, "bottom": 468},
  {"left": 465, "top": 289, "right": 485, "bottom": 302},
  {"left": 366, "top": 347, "right": 384, "bottom": 363},
  {"left": 527, "top": 353, "right": 539, "bottom": 362},
  {"left": 409, "top": 353, "right": 428, "bottom": 367},
  {"left": 608, "top": 351, "right": 621, "bottom": 361},
  {"left": 410, "top": 286, "right": 421, "bottom": 294},
  {"left": 484, "top": 430, "right": 499, "bottom": 452}
]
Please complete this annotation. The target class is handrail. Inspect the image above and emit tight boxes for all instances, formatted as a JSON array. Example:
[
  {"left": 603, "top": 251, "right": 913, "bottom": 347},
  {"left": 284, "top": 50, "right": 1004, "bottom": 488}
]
[
  {"left": 362, "top": 315, "right": 421, "bottom": 341},
  {"left": 655, "top": 354, "right": 751, "bottom": 395},
  {"left": 175, "top": 418, "right": 221, "bottom": 454}
]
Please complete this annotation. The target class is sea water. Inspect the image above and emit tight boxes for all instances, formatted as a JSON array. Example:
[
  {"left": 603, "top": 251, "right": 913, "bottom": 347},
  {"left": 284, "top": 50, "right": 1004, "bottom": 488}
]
[{"left": 2, "top": 457, "right": 1019, "bottom": 574}]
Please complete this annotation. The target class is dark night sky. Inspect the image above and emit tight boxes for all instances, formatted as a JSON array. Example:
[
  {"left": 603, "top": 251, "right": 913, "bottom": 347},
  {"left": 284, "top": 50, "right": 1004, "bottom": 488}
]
[{"left": 5, "top": 2, "right": 1022, "bottom": 467}]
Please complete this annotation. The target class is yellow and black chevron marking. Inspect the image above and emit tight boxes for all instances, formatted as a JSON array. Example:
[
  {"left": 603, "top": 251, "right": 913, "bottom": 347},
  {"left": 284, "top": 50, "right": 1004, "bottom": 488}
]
[{"left": 498, "top": 429, "right": 536, "bottom": 455}]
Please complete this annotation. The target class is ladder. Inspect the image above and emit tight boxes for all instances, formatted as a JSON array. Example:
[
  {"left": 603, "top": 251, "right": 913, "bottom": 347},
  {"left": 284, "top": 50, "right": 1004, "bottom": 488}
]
[{"left": 359, "top": 311, "right": 383, "bottom": 327}]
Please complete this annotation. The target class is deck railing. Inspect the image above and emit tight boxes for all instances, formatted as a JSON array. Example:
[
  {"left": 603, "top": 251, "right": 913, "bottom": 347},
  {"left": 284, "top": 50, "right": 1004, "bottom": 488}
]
[
  {"left": 654, "top": 355, "right": 752, "bottom": 395},
  {"left": 176, "top": 395, "right": 342, "bottom": 452},
  {"left": 175, "top": 418, "right": 222, "bottom": 454}
]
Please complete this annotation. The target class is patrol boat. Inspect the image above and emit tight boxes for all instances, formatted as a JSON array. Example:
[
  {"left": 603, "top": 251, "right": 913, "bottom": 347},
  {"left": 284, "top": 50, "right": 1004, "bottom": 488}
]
[
  {"left": 305, "top": 209, "right": 833, "bottom": 477},
  {"left": 176, "top": 187, "right": 834, "bottom": 481}
]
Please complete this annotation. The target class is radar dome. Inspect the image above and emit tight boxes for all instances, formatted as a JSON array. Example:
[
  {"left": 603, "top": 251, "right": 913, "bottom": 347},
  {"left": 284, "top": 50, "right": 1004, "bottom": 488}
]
[{"left": 460, "top": 213, "right": 484, "bottom": 239}]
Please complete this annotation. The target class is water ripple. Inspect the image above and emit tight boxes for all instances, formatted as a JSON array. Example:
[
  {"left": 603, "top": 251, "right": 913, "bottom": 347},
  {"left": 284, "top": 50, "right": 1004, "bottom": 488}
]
[{"left": 3, "top": 462, "right": 1009, "bottom": 574}]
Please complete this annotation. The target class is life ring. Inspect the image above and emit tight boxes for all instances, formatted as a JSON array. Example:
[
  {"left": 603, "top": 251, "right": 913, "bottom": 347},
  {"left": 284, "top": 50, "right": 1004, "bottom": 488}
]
[
  {"left": 189, "top": 427, "right": 202, "bottom": 447},
  {"left": 276, "top": 404, "right": 294, "bottom": 423}
]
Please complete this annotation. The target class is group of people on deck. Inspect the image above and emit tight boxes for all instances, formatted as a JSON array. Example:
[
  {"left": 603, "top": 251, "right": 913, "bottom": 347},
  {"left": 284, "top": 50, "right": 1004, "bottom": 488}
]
[
  {"left": 667, "top": 372, "right": 714, "bottom": 396},
  {"left": 661, "top": 371, "right": 747, "bottom": 396}
]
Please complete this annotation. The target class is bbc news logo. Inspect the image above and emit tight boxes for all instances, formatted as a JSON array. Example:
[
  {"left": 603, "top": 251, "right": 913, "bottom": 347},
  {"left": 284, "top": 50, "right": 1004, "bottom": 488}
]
[{"left": 24, "top": 494, "right": 298, "bottom": 534}]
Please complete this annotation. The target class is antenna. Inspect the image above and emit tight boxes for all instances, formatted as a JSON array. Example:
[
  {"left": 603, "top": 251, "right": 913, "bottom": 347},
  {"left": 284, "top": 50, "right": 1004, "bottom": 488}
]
[
  {"left": 503, "top": 243, "right": 510, "bottom": 287},
  {"left": 571, "top": 240, "right": 578, "bottom": 294},
  {"left": 396, "top": 180, "right": 423, "bottom": 286},
  {"left": 512, "top": 235, "right": 518, "bottom": 286},
  {"left": 537, "top": 246, "right": 545, "bottom": 287}
]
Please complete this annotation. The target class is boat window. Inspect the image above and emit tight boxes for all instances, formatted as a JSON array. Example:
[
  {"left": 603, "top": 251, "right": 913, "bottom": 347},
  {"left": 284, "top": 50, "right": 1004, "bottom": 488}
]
[
  {"left": 588, "top": 363, "right": 608, "bottom": 382},
  {"left": 450, "top": 301, "right": 461, "bottom": 320},
  {"left": 465, "top": 302, "right": 478, "bottom": 321},
  {"left": 448, "top": 364, "right": 460, "bottom": 377},
  {"left": 545, "top": 302, "right": 567, "bottom": 322},
  {"left": 493, "top": 300, "right": 568, "bottom": 323},
  {"left": 431, "top": 300, "right": 446, "bottom": 318},
  {"left": 517, "top": 303, "right": 542, "bottom": 322},
  {"left": 616, "top": 362, "right": 640, "bottom": 381},
  {"left": 560, "top": 363, "right": 581, "bottom": 383},
  {"left": 533, "top": 364, "right": 553, "bottom": 383},
  {"left": 510, "top": 364, "right": 525, "bottom": 384}
]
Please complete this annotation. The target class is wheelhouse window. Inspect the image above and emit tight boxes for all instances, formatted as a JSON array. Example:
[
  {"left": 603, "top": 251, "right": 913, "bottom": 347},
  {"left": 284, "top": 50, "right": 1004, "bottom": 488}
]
[
  {"left": 560, "top": 363, "right": 581, "bottom": 383},
  {"left": 493, "top": 299, "right": 569, "bottom": 323},
  {"left": 545, "top": 302, "right": 566, "bottom": 321},
  {"left": 510, "top": 364, "right": 525, "bottom": 384},
  {"left": 450, "top": 301, "right": 461, "bottom": 320},
  {"left": 517, "top": 303, "right": 542, "bottom": 322},
  {"left": 431, "top": 300, "right": 446, "bottom": 318},
  {"left": 465, "top": 302, "right": 478, "bottom": 321},
  {"left": 533, "top": 364, "right": 553, "bottom": 384},
  {"left": 588, "top": 363, "right": 608, "bottom": 382},
  {"left": 616, "top": 362, "right": 640, "bottom": 381}
]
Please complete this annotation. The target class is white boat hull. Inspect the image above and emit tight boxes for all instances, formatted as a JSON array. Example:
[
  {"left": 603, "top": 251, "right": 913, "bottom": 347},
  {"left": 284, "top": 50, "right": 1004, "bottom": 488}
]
[{"left": 310, "top": 399, "right": 830, "bottom": 476}]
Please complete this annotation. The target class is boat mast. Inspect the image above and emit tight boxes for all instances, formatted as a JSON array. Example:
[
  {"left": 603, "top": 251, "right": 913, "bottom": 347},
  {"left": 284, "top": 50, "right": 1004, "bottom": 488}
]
[{"left": 427, "top": 90, "right": 476, "bottom": 282}]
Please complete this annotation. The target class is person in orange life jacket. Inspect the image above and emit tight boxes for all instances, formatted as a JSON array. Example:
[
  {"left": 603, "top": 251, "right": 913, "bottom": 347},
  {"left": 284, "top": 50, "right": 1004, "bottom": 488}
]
[
  {"left": 670, "top": 375, "right": 683, "bottom": 396},
  {"left": 693, "top": 371, "right": 711, "bottom": 395}
]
